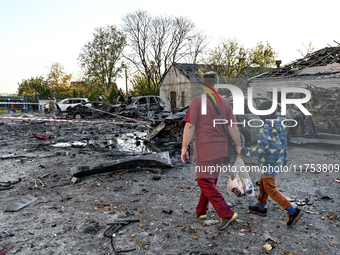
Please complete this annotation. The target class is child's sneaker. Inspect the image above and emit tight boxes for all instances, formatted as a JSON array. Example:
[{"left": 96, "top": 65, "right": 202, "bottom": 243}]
[
  {"left": 249, "top": 203, "right": 267, "bottom": 216},
  {"left": 287, "top": 208, "right": 302, "bottom": 227}
]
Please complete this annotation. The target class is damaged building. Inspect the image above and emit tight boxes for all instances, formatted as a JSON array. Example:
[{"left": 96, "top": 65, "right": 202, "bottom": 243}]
[
  {"left": 160, "top": 63, "right": 224, "bottom": 112},
  {"left": 248, "top": 45, "right": 340, "bottom": 134}
]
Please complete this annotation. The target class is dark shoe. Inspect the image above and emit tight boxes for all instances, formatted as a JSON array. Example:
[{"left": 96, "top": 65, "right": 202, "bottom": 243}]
[
  {"left": 287, "top": 208, "right": 303, "bottom": 227},
  {"left": 217, "top": 212, "right": 238, "bottom": 230},
  {"left": 249, "top": 203, "right": 267, "bottom": 216}
]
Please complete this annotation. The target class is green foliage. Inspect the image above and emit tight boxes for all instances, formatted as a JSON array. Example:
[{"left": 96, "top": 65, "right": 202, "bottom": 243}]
[
  {"left": 17, "top": 76, "right": 51, "bottom": 99},
  {"left": 88, "top": 91, "right": 98, "bottom": 101},
  {"left": 129, "top": 74, "right": 157, "bottom": 97},
  {"left": 17, "top": 63, "right": 73, "bottom": 100},
  {"left": 72, "top": 89, "right": 79, "bottom": 98},
  {"left": 47, "top": 62, "right": 72, "bottom": 99},
  {"left": 80, "top": 79, "right": 118, "bottom": 103},
  {"left": 108, "top": 86, "right": 119, "bottom": 104},
  {"left": 204, "top": 38, "right": 277, "bottom": 84},
  {"left": 251, "top": 41, "right": 278, "bottom": 69},
  {"left": 78, "top": 25, "right": 126, "bottom": 88}
]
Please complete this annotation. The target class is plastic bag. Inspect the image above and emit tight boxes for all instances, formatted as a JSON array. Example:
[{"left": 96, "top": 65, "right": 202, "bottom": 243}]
[
  {"left": 227, "top": 157, "right": 255, "bottom": 197},
  {"left": 227, "top": 171, "right": 244, "bottom": 197}
]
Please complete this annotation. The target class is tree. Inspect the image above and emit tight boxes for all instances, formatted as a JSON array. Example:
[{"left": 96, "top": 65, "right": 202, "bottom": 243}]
[
  {"left": 184, "top": 30, "right": 208, "bottom": 64},
  {"left": 47, "top": 62, "right": 72, "bottom": 98},
  {"left": 122, "top": 10, "right": 207, "bottom": 95},
  {"left": 129, "top": 74, "right": 157, "bottom": 97},
  {"left": 17, "top": 76, "right": 50, "bottom": 98},
  {"left": 297, "top": 41, "right": 317, "bottom": 57},
  {"left": 78, "top": 25, "right": 126, "bottom": 94},
  {"left": 203, "top": 38, "right": 277, "bottom": 88},
  {"left": 107, "top": 84, "right": 119, "bottom": 104}
]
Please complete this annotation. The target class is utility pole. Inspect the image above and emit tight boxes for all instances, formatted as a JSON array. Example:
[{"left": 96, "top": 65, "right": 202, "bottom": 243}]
[{"left": 125, "top": 68, "right": 128, "bottom": 94}]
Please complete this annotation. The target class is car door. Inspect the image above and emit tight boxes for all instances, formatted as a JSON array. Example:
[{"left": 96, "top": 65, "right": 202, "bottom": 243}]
[
  {"left": 149, "top": 96, "right": 158, "bottom": 110},
  {"left": 72, "top": 99, "right": 82, "bottom": 108},
  {"left": 59, "top": 99, "right": 70, "bottom": 112},
  {"left": 137, "top": 97, "right": 148, "bottom": 112}
]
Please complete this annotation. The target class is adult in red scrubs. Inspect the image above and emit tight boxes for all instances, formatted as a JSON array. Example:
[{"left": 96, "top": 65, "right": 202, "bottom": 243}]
[{"left": 181, "top": 71, "right": 242, "bottom": 230}]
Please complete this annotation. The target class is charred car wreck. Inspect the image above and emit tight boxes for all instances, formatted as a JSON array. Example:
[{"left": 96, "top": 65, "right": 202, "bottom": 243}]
[
  {"left": 66, "top": 101, "right": 117, "bottom": 119},
  {"left": 65, "top": 96, "right": 166, "bottom": 120},
  {"left": 117, "top": 96, "right": 165, "bottom": 119}
]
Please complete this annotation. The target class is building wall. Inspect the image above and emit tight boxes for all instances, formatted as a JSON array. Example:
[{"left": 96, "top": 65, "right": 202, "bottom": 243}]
[{"left": 160, "top": 65, "right": 193, "bottom": 111}]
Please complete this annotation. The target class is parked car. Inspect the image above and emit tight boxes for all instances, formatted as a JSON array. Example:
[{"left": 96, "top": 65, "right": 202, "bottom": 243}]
[{"left": 44, "top": 98, "right": 90, "bottom": 115}]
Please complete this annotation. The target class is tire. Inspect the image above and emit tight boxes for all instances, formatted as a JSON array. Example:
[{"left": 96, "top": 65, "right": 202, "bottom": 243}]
[
  {"left": 73, "top": 113, "right": 83, "bottom": 119},
  {"left": 72, "top": 110, "right": 85, "bottom": 119},
  {"left": 56, "top": 108, "right": 61, "bottom": 116},
  {"left": 169, "top": 127, "right": 180, "bottom": 138}
]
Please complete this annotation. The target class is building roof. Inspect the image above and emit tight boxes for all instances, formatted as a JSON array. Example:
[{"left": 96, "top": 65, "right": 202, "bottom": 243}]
[
  {"left": 255, "top": 45, "right": 340, "bottom": 79},
  {"left": 172, "top": 63, "right": 214, "bottom": 83},
  {"left": 170, "top": 63, "right": 265, "bottom": 83}
]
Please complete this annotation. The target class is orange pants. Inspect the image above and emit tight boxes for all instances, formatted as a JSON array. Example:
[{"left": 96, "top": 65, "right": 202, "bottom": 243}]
[{"left": 258, "top": 177, "right": 291, "bottom": 210}]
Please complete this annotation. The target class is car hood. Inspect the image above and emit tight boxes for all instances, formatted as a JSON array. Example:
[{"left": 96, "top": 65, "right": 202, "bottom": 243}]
[{"left": 165, "top": 111, "right": 186, "bottom": 120}]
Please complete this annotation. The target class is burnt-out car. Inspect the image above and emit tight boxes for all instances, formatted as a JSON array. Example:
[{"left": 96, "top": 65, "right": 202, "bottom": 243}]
[
  {"left": 145, "top": 108, "right": 187, "bottom": 140},
  {"left": 117, "top": 96, "right": 165, "bottom": 118},
  {"left": 66, "top": 101, "right": 117, "bottom": 119},
  {"left": 159, "top": 109, "right": 187, "bottom": 138}
]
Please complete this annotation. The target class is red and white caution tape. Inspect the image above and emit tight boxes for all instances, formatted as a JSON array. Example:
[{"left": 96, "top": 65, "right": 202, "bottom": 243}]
[
  {"left": 0, "top": 116, "right": 150, "bottom": 125},
  {"left": 0, "top": 102, "right": 45, "bottom": 105}
]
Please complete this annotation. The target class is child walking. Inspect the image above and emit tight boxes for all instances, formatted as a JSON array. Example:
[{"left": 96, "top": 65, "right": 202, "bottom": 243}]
[{"left": 237, "top": 100, "right": 302, "bottom": 227}]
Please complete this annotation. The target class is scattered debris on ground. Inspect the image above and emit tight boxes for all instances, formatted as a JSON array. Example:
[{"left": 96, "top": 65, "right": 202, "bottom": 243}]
[{"left": 0, "top": 111, "right": 339, "bottom": 254}]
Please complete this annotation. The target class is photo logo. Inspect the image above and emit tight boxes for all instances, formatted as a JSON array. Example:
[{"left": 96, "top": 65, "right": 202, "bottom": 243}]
[
  {"left": 201, "top": 84, "right": 312, "bottom": 116},
  {"left": 198, "top": 83, "right": 222, "bottom": 115}
]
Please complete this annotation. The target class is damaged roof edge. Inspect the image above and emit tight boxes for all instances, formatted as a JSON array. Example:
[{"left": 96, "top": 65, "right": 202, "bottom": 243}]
[
  {"left": 253, "top": 44, "right": 340, "bottom": 78},
  {"left": 248, "top": 71, "right": 270, "bottom": 81}
]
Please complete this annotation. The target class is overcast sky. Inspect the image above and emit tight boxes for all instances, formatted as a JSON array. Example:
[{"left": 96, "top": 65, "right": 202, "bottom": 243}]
[{"left": 1, "top": 0, "right": 339, "bottom": 94}]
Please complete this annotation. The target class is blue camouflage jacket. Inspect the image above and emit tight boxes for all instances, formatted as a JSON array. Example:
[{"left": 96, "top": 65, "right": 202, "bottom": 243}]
[{"left": 241, "top": 116, "right": 288, "bottom": 175}]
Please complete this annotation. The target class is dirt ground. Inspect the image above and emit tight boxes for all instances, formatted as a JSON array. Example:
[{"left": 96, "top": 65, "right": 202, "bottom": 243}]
[{"left": 0, "top": 113, "right": 339, "bottom": 255}]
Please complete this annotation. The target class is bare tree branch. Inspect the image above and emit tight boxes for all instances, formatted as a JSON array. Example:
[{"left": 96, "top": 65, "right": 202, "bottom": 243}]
[{"left": 122, "top": 10, "right": 208, "bottom": 95}]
